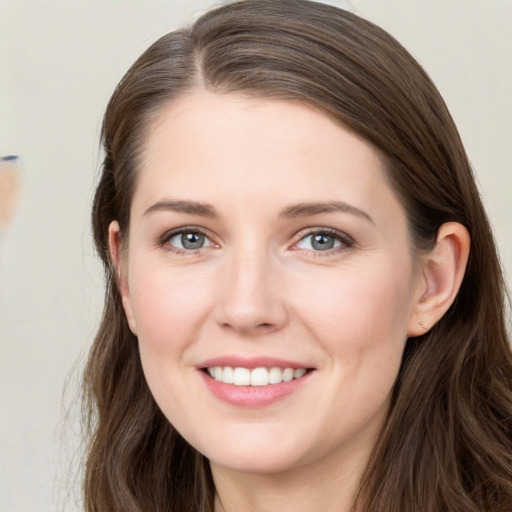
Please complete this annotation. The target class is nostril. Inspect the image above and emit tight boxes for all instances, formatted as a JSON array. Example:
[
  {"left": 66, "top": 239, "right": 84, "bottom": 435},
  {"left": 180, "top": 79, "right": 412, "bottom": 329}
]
[{"left": 220, "top": 320, "right": 278, "bottom": 335}]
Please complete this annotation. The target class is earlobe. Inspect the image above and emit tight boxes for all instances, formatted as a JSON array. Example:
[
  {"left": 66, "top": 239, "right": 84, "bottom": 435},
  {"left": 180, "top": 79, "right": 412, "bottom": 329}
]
[
  {"left": 108, "top": 221, "right": 138, "bottom": 335},
  {"left": 408, "top": 222, "right": 470, "bottom": 337}
]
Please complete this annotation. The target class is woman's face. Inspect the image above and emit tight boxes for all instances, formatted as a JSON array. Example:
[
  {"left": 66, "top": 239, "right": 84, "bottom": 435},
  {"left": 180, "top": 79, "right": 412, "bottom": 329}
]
[{"left": 113, "top": 91, "right": 426, "bottom": 475}]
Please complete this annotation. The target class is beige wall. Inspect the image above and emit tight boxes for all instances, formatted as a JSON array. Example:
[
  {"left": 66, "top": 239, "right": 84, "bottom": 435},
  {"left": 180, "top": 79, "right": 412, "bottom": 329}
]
[{"left": 0, "top": 1, "right": 510, "bottom": 510}]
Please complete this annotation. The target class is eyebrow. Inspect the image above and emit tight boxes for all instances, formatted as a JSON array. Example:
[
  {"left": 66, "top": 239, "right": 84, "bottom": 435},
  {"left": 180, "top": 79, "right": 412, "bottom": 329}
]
[
  {"left": 143, "top": 200, "right": 218, "bottom": 218},
  {"left": 279, "top": 201, "right": 374, "bottom": 224},
  {"left": 143, "top": 199, "right": 374, "bottom": 224}
]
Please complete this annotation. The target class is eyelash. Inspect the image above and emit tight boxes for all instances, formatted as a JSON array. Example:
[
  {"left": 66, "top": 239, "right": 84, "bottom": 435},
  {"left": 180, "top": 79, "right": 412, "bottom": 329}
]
[
  {"left": 158, "top": 227, "right": 215, "bottom": 255},
  {"left": 157, "top": 226, "right": 354, "bottom": 256},
  {"left": 292, "top": 228, "right": 354, "bottom": 256}
]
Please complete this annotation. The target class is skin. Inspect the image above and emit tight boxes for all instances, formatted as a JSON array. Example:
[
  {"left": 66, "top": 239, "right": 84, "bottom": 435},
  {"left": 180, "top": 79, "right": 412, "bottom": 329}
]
[{"left": 109, "top": 91, "right": 469, "bottom": 512}]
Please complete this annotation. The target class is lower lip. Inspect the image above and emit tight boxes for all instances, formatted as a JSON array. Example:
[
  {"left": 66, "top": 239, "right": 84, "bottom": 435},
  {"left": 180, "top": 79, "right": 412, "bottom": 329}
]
[{"left": 199, "top": 370, "right": 314, "bottom": 408}]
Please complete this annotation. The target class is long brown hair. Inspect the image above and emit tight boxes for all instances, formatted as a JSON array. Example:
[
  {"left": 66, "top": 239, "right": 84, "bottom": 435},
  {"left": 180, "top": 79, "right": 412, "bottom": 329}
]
[{"left": 84, "top": 1, "right": 512, "bottom": 510}]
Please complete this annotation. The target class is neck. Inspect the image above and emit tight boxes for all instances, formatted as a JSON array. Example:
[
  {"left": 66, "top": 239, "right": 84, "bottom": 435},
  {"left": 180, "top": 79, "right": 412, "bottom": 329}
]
[{"left": 211, "top": 446, "right": 369, "bottom": 512}]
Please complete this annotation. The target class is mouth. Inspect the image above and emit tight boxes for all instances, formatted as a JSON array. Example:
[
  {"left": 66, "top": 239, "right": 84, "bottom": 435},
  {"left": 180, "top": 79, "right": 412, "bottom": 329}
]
[
  {"left": 198, "top": 358, "right": 316, "bottom": 407},
  {"left": 202, "top": 366, "right": 312, "bottom": 386}
]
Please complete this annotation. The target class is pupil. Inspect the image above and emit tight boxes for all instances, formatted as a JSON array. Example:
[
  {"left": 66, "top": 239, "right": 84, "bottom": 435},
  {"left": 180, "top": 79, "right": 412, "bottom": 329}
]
[
  {"left": 312, "top": 234, "right": 334, "bottom": 250},
  {"left": 181, "top": 232, "right": 204, "bottom": 249}
]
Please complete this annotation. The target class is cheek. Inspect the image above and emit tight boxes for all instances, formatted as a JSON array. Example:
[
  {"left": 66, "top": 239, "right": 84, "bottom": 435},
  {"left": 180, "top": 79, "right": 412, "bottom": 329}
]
[
  {"left": 296, "top": 266, "right": 413, "bottom": 342},
  {"left": 309, "top": 269, "right": 413, "bottom": 397},
  {"left": 126, "top": 263, "right": 217, "bottom": 422},
  {"left": 127, "top": 261, "right": 215, "bottom": 356},
  {"left": 289, "top": 258, "right": 416, "bottom": 398}
]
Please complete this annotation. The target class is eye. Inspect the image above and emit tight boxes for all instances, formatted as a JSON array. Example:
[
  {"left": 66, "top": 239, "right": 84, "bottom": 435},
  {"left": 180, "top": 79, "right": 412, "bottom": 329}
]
[
  {"left": 164, "top": 229, "right": 214, "bottom": 251},
  {"left": 294, "top": 229, "right": 352, "bottom": 252}
]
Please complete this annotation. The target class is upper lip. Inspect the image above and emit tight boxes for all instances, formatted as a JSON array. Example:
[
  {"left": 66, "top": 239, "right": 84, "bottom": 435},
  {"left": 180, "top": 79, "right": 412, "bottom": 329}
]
[{"left": 198, "top": 356, "right": 313, "bottom": 370}]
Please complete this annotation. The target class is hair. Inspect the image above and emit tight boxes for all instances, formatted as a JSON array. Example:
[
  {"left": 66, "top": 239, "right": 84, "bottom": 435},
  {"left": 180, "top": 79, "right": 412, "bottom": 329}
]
[{"left": 83, "top": 1, "right": 512, "bottom": 510}]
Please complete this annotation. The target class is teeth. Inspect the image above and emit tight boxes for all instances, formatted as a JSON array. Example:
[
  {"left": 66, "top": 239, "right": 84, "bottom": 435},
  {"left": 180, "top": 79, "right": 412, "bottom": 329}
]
[
  {"left": 206, "top": 366, "right": 309, "bottom": 386},
  {"left": 294, "top": 368, "right": 306, "bottom": 379},
  {"left": 269, "top": 367, "right": 283, "bottom": 384},
  {"left": 251, "top": 367, "right": 269, "bottom": 386},
  {"left": 223, "top": 366, "right": 234, "bottom": 384},
  {"left": 233, "top": 367, "right": 251, "bottom": 386},
  {"left": 282, "top": 368, "right": 294, "bottom": 382}
]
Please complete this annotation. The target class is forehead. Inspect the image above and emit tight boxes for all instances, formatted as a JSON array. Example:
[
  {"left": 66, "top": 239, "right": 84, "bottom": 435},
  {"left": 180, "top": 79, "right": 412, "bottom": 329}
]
[{"left": 132, "top": 90, "right": 401, "bottom": 223}]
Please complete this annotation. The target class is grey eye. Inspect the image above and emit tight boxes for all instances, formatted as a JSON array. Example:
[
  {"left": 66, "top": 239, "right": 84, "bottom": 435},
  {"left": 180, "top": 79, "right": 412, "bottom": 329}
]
[
  {"left": 168, "top": 231, "right": 212, "bottom": 250},
  {"left": 311, "top": 233, "right": 336, "bottom": 250},
  {"left": 296, "top": 232, "right": 343, "bottom": 251},
  {"left": 182, "top": 232, "right": 205, "bottom": 249}
]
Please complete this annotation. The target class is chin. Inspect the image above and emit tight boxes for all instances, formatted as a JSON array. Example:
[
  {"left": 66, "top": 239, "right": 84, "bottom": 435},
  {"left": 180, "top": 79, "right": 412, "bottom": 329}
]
[
  {"left": 208, "top": 450, "right": 305, "bottom": 475},
  {"left": 194, "top": 432, "right": 315, "bottom": 475}
]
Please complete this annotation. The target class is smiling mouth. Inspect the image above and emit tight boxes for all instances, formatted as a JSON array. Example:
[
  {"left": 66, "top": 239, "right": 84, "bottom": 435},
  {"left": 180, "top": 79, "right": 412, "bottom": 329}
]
[{"left": 203, "top": 366, "right": 312, "bottom": 386}]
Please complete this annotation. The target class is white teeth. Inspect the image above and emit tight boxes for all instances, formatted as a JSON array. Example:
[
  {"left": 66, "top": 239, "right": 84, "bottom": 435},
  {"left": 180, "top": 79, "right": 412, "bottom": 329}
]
[
  {"left": 294, "top": 368, "right": 306, "bottom": 379},
  {"left": 206, "top": 366, "right": 309, "bottom": 386},
  {"left": 250, "top": 367, "right": 269, "bottom": 386},
  {"left": 233, "top": 367, "right": 251, "bottom": 386},
  {"left": 282, "top": 368, "right": 294, "bottom": 382},
  {"left": 268, "top": 367, "right": 283, "bottom": 384},
  {"left": 223, "top": 366, "right": 234, "bottom": 384}
]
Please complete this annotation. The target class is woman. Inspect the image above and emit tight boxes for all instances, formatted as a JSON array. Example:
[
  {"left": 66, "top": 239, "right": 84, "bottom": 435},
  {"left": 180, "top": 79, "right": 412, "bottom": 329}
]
[{"left": 83, "top": 1, "right": 512, "bottom": 510}]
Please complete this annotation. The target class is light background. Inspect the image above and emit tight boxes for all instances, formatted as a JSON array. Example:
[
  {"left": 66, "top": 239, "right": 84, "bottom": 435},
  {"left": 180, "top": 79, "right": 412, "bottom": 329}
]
[{"left": 0, "top": 1, "right": 510, "bottom": 510}]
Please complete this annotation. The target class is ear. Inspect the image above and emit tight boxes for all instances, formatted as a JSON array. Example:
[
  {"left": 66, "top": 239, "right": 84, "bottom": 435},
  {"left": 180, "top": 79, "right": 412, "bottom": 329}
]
[
  {"left": 408, "top": 222, "right": 470, "bottom": 337},
  {"left": 108, "top": 220, "right": 137, "bottom": 335}
]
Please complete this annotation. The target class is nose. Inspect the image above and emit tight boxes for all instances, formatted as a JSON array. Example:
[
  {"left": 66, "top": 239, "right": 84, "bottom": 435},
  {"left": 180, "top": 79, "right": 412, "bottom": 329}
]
[{"left": 214, "top": 248, "right": 289, "bottom": 336}]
